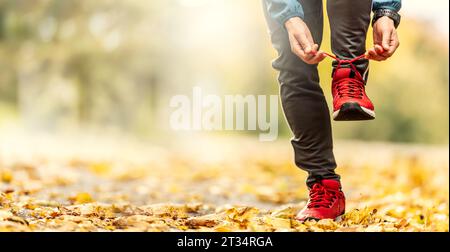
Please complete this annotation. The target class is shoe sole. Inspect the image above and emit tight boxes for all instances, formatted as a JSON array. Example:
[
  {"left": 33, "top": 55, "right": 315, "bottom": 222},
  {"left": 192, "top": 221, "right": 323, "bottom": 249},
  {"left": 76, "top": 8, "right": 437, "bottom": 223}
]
[
  {"left": 297, "top": 213, "right": 345, "bottom": 223},
  {"left": 333, "top": 102, "right": 375, "bottom": 121}
]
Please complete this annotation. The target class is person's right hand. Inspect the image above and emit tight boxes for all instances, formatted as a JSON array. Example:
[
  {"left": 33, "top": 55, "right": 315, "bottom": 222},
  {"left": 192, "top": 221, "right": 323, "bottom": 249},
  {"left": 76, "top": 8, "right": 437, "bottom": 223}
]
[{"left": 284, "top": 17, "right": 325, "bottom": 64}]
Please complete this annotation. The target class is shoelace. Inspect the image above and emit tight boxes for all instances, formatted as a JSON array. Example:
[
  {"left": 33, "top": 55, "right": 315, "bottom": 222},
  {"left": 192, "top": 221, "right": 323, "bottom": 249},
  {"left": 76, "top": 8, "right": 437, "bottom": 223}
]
[
  {"left": 307, "top": 183, "right": 338, "bottom": 208},
  {"left": 324, "top": 52, "right": 367, "bottom": 99},
  {"left": 334, "top": 77, "right": 364, "bottom": 99}
]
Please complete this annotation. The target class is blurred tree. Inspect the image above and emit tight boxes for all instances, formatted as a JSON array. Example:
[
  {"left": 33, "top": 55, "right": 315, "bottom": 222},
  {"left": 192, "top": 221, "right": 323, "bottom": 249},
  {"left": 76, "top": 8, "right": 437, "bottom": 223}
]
[{"left": 0, "top": 0, "right": 448, "bottom": 144}]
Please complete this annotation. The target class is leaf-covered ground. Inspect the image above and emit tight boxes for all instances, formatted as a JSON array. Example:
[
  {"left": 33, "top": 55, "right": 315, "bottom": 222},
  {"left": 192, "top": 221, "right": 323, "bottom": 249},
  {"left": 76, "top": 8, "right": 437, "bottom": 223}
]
[{"left": 0, "top": 134, "right": 448, "bottom": 232}]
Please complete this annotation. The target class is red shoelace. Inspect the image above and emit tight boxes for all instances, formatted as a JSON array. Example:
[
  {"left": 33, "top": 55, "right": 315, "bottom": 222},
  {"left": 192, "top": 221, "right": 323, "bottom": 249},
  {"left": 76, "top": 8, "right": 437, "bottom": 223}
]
[
  {"left": 334, "top": 77, "right": 365, "bottom": 99},
  {"left": 324, "top": 52, "right": 367, "bottom": 99},
  {"left": 307, "top": 183, "right": 338, "bottom": 208}
]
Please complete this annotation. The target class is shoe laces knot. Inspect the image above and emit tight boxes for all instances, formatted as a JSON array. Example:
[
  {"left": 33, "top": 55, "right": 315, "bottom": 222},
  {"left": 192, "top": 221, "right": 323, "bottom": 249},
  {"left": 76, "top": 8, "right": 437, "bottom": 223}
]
[{"left": 307, "top": 183, "right": 338, "bottom": 208}]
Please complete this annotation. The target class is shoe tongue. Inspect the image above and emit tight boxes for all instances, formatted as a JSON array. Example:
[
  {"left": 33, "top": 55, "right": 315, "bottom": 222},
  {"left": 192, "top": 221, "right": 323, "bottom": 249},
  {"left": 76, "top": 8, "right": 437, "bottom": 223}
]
[
  {"left": 333, "top": 68, "right": 354, "bottom": 81},
  {"left": 321, "top": 179, "right": 341, "bottom": 190}
]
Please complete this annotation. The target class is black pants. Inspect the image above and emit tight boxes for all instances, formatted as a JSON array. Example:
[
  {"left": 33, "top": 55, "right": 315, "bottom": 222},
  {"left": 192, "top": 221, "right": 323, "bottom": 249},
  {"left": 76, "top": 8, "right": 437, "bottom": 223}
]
[{"left": 263, "top": 0, "right": 372, "bottom": 187}]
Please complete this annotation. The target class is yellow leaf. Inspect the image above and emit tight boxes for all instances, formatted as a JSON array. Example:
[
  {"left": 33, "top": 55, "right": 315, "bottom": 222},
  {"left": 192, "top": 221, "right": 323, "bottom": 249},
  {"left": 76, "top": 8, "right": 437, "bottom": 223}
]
[
  {"left": 263, "top": 216, "right": 291, "bottom": 229},
  {"left": 270, "top": 206, "right": 299, "bottom": 219},
  {"left": 1, "top": 170, "right": 13, "bottom": 183},
  {"left": 316, "top": 219, "right": 338, "bottom": 231},
  {"left": 186, "top": 215, "right": 219, "bottom": 228},
  {"left": 70, "top": 192, "right": 94, "bottom": 204},
  {"left": 89, "top": 162, "right": 111, "bottom": 175}
]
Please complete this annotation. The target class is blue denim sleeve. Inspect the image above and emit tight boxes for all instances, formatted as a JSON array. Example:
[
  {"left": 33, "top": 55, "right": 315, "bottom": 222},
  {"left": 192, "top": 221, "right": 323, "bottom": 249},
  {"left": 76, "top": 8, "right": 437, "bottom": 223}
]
[
  {"left": 372, "top": 0, "right": 402, "bottom": 12},
  {"left": 263, "top": 0, "right": 305, "bottom": 26}
]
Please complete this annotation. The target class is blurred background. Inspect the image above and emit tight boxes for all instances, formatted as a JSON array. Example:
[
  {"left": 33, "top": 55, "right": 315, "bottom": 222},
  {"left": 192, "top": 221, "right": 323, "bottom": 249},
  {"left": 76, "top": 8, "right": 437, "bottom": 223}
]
[
  {"left": 0, "top": 0, "right": 448, "bottom": 143},
  {"left": 0, "top": 0, "right": 448, "bottom": 232}
]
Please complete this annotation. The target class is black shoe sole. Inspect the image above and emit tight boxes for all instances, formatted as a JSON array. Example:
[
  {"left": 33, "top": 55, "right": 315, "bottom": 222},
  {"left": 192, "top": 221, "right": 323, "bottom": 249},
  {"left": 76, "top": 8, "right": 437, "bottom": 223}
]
[{"left": 333, "top": 102, "right": 375, "bottom": 121}]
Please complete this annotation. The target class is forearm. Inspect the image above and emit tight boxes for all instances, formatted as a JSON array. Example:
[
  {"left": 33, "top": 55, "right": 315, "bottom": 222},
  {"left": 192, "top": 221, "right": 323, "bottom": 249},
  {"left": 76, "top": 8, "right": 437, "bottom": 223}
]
[{"left": 263, "top": 0, "right": 304, "bottom": 26}]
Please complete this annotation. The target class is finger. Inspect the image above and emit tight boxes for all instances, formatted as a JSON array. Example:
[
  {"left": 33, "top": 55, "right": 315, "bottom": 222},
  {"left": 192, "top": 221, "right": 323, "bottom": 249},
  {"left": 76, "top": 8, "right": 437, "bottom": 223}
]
[
  {"left": 368, "top": 47, "right": 383, "bottom": 58},
  {"left": 308, "top": 51, "right": 326, "bottom": 64},
  {"left": 367, "top": 48, "right": 387, "bottom": 61},
  {"left": 304, "top": 30, "right": 317, "bottom": 54},
  {"left": 294, "top": 32, "right": 313, "bottom": 54},
  {"left": 373, "top": 32, "right": 382, "bottom": 48},
  {"left": 383, "top": 31, "right": 400, "bottom": 57},
  {"left": 374, "top": 44, "right": 385, "bottom": 54},
  {"left": 366, "top": 48, "right": 376, "bottom": 59},
  {"left": 373, "top": 45, "right": 387, "bottom": 60},
  {"left": 381, "top": 29, "right": 392, "bottom": 51},
  {"left": 289, "top": 34, "right": 307, "bottom": 59},
  {"left": 302, "top": 44, "right": 319, "bottom": 63},
  {"left": 367, "top": 54, "right": 386, "bottom": 61},
  {"left": 368, "top": 53, "right": 387, "bottom": 61},
  {"left": 304, "top": 51, "right": 324, "bottom": 64},
  {"left": 310, "top": 44, "right": 319, "bottom": 55}
]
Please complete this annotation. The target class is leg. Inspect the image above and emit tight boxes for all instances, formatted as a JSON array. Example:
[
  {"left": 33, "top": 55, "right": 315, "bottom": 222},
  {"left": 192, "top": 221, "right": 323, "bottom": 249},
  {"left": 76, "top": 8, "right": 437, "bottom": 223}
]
[
  {"left": 327, "top": 0, "right": 372, "bottom": 78},
  {"left": 327, "top": 0, "right": 375, "bottom": 121},
  {"left": 263, "top": 0, "right": 339, "bottom": 187}
]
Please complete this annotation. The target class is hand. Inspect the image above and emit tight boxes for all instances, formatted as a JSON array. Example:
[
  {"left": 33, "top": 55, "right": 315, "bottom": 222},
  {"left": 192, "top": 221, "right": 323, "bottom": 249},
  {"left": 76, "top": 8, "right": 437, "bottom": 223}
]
[
  {"left": 284, "top": 17, "right": 326, "bottom": 64},
  {"left": 367, "top": 16, "right": 400, "bottom": 61}
]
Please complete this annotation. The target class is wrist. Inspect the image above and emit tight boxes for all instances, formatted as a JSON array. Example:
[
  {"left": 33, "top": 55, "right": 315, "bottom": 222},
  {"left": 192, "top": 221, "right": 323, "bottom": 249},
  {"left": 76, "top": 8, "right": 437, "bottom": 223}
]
[
  {"left": 284, "top": 17, "right": 302, "bottom": 30},
  {"left": 372, "top": 9, "right": 401, "bottom": 28},
  {"left": 374, "top": 16, "right": 395, "bottom": 27}
]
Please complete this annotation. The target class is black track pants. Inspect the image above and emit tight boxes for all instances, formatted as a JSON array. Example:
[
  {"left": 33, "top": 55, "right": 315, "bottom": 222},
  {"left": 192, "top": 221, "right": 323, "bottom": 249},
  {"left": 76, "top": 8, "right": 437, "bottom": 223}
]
[{"left": 263, "top": 0, "right": 372, "bottom": 187}]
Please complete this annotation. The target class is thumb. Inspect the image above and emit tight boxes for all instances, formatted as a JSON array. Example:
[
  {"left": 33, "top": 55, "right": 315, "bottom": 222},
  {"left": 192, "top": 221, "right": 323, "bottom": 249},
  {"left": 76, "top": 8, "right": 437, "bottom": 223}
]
[
  {"left": 310, "top": 44, "right": 319, "bottom": 55},
  {"left": 374, "top": 44, "right": 384, "bottom": 54},
  {"left": 381, "top": 29, "right": 392, "bottom": 51}
]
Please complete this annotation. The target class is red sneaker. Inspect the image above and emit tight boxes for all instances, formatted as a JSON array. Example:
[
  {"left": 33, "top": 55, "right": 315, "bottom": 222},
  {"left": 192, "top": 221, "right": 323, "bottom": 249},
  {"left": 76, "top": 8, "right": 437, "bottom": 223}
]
[
  {"left": 332, "top": 67, "right": 375, "bottom": 121},
  {"left": 296, "top": 179, "right": 346, "bottom": 221}
]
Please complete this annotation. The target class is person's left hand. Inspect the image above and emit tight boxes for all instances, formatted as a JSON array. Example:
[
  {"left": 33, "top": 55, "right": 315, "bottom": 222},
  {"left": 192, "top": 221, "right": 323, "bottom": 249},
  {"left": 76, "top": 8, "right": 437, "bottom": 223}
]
[{"left": 367, "top": 16, "right": 400, "bottom": 61}]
